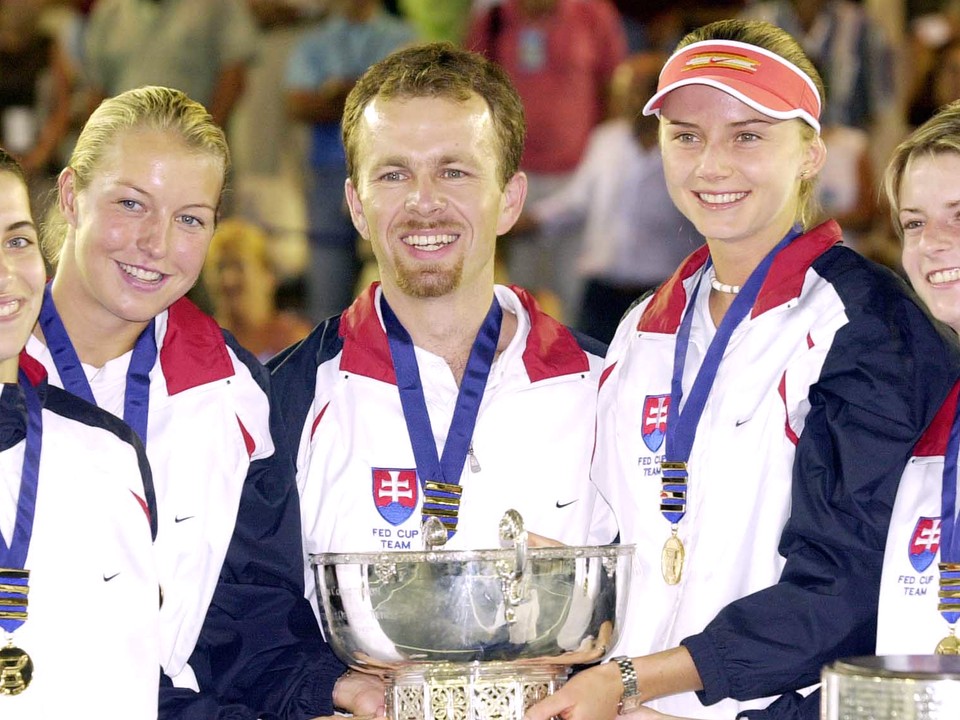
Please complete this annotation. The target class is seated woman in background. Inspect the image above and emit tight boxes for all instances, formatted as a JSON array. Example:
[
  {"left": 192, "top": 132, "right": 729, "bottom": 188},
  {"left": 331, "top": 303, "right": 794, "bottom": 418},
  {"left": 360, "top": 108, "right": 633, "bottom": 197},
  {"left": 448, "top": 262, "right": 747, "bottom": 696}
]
[{"left": 203, "top": 217, "right": 311, "bottom": 362}]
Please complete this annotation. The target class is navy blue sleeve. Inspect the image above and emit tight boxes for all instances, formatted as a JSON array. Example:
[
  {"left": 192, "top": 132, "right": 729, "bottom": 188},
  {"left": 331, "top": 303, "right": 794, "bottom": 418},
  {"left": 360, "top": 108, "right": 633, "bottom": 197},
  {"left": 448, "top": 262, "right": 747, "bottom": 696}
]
[
  {"left": 267, "top": 316, "right": 343, "bottom": 459},
  {"left": 683, "top": 256, "right": 960, "bottom": 704},
  {"left": 159, "top": 338, "right": 346, "bottom": 720},
  {"left": 566, "top": 326, "right": 608, "bottom": 359}
]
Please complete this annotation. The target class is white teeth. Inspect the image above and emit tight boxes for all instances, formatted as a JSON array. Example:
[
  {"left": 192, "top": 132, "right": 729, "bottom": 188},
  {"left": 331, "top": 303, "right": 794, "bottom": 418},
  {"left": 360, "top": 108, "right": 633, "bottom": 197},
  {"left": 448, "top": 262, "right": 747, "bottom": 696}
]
[
  {"left": 928, "top": 268, "right": 960, "bottom": 285},
  {"left": 119, "top": 262, "right": 162, "bottom": 282},
  {"left": 0, "top": 300, "right": 20, "bottom": 317},
  {"left": 698, "top": 192, "right": 748, "bottom": 205},
  {"left": 403, "top": 233, "right": 457, "bottom": 251}
]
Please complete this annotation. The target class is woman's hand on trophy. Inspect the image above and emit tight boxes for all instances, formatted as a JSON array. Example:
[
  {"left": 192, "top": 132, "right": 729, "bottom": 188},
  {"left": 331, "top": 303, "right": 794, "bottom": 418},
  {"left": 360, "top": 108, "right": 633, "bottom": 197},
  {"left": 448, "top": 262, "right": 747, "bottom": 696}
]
[
  {"left": 522, "top": 660, "right": 622, "bottom": 720},
  {"left": 318, "top": 669, "right": 387, "bottom": 720}
]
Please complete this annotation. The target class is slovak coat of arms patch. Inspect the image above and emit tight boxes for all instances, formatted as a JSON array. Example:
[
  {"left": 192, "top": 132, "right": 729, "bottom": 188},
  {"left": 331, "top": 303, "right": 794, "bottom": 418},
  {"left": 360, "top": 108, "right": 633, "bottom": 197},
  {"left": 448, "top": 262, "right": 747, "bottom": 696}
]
[
  {"left": 372, "top": 468, "right": 419, "bottom": 525},
  {"left": 909, "top": 516, "right": 942, "bottom": 573},
  {"left": 642, "top": 394, "right": 670, "bottom": 453}
]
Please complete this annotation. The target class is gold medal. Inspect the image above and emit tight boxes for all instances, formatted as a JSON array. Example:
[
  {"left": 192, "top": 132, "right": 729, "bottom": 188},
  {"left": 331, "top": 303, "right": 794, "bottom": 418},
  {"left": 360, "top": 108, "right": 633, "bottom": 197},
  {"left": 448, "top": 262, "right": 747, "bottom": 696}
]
[
  {"left": 936, "top": 633, "right": 960, "bottom": 655},
  {"left": 0, "top": 642, "right": 33, "bottom": 695},
  {"left": 937, "top": 564, "right": 960, "bottom": 654},
  {"left": 661, "top": 531, "right": 685, "bottom": 585}
]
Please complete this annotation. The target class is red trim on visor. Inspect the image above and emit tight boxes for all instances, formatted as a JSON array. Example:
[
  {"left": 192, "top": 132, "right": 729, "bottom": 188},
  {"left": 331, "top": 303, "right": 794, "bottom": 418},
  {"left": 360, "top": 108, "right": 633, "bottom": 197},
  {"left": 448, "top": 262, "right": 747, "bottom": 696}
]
[{"left": 643, "top": 39, "right": 821, "bottom": 132}]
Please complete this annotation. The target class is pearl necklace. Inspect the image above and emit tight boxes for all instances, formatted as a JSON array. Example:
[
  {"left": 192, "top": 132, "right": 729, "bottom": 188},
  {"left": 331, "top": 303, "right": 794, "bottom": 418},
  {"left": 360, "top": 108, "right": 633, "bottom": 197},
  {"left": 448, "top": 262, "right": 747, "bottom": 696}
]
[{"left": 709, "top": 274, "right": 741, "bottom": 295}]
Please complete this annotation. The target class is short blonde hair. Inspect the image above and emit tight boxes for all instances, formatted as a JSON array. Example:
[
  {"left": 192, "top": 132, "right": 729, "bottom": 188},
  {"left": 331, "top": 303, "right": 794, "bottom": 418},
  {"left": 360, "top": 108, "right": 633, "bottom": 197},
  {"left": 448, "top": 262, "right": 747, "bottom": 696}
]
[
  {"left": 884, "top": 100, "right": 960, "bottom": 239},
  {"left": 42, "top": 86, "right": 229, "bottom": 265}
]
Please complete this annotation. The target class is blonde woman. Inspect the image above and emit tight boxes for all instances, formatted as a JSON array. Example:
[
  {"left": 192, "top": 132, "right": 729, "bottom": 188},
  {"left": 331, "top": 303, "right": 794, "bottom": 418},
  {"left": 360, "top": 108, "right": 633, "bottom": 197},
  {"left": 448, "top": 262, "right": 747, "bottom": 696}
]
[
  {"left": 527, "top": 20, "right": 960, "bottom": 720},
  {"left": 28, "top": 87, "right": 376, "bottom": 719}
]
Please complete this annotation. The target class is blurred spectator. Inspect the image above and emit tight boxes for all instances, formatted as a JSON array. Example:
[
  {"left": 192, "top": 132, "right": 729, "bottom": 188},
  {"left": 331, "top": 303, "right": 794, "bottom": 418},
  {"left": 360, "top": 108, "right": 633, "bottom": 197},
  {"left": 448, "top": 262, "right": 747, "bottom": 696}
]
[
  {"left": 203, "top": 218, "right": 312, "bottom": 362},
  {"left": 0, "top": 1, "right": 72, "bottom": 190},
  {"left": 613, "top": 1, "right": 685, "bottom": 53},
  {"left": 908, "top": 35, "right": 960, "bottom": 126},
  {"left": 518, "top": 51, "right": 701, "bottom": 343},
  {"left": 398, "top": 0, "right": 472, "bottom": 44},
  {"left": 83, "top": 0, "right": 260, "bottom": 128},
  {"left": 285, "top": 0, "right": 415, "bottom": 323},
  {"left": 740, "top": 0, "right": 897, "bottom": 131},
  {"left": 466, "top": 0, "right": 627, "bottom": 322},
  {"left": 229, "top": 1, "right": 330, "bottom": 313},
  {"left": 817, "top": 120, "right": 879, "bottom": 255}
]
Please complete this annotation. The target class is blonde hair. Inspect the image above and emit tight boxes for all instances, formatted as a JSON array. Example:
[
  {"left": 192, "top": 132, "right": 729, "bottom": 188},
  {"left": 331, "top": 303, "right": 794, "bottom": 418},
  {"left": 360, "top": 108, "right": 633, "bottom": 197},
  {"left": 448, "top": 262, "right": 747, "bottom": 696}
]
[
  {"left": 204, "top": 217, "right": 272, "bottom": 277},
  {"left": 672, "top": 20, "right": 825, "bottom": 229},
  {"left": 42, "top": 86, "right": 229, "bottom": 265},
  {"left": 884, "top": 100, "right": 960, "bottom": 239}
]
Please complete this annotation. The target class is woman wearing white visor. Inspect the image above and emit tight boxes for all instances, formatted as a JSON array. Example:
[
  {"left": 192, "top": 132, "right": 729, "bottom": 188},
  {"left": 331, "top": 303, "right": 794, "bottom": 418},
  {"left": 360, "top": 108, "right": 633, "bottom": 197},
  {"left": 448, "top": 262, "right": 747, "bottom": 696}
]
[{"left": 524, "top": 19, "right": 960, "bottom": 720}]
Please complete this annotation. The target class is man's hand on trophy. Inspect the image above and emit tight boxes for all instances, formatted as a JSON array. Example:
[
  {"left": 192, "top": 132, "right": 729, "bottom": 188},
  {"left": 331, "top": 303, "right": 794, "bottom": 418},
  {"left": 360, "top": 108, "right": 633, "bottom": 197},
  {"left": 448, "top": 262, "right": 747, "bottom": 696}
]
[{"left": 315, "top": 670, "right": 387, "bottom": 720}]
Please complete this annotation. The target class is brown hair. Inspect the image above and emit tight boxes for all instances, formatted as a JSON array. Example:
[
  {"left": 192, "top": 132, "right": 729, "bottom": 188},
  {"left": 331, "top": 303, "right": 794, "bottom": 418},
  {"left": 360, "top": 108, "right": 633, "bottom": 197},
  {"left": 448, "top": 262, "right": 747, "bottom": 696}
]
[
  {"left": 671, "top": 20, "right": 826, "bottom": 229},
  {"left": 0, "top": 147, "right": 27, "bottom": 185},
  {"left": 42, "top": 85, "right": 229, "bottom": 265},
  {"left": 884, "top": 99, "right": 960, "bottom": 240},
  {"left": 341, "top": 42, "right": 525, "bottom": 188}
]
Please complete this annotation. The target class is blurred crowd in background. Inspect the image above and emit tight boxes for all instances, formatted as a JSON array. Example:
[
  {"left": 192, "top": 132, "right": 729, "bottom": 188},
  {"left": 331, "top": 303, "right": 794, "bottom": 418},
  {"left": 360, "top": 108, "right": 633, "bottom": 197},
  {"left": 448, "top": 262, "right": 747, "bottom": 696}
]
[{"left": 3, "top": 0, "right": 959, "bottom": 351}]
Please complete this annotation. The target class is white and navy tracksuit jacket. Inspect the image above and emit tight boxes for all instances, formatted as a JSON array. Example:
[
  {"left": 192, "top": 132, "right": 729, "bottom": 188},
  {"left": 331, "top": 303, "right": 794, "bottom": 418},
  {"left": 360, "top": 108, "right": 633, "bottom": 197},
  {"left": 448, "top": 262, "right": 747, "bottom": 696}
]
[
  {"left": 269, "top": 283, "right": 617, "bottom": 627},
  {"left": 3, "top": 356, "right": 159, "bottom": 718},
  {"left": 594, "top": 221, "right": 960, "bottom": 720},
  {"left": 877, "top": 381, "right": 960, "bottom": 655},
  {"left": 27, "top": 298, "right": 343, "bottom": 720}
]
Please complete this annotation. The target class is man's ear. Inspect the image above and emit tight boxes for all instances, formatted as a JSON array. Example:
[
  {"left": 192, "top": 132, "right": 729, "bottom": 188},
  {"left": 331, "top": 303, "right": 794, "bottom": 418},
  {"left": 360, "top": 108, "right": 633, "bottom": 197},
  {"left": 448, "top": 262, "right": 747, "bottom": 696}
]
[
  {"left": 345, "top": 178, "right": 369, "bottom": 240},
  {"left": 496, "top": 171, "right": 528, "bottom": 236}
]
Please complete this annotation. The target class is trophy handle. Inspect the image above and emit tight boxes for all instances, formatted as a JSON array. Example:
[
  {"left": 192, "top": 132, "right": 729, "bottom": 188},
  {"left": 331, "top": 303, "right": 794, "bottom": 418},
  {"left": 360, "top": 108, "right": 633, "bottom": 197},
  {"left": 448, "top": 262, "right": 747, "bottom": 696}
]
[
  {"left": 498, "top": 509, "right": 530, "bottom": 622},
  {"left": 421, "top": 515, "right": 448, "bottom": 551}
]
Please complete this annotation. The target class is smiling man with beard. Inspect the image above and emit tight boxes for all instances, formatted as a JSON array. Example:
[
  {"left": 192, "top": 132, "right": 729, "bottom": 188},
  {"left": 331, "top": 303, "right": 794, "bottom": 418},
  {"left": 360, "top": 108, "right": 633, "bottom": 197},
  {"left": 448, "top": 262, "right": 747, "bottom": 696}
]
[{"left": 269, "top": 43, "right": 616, "bottom": 632}]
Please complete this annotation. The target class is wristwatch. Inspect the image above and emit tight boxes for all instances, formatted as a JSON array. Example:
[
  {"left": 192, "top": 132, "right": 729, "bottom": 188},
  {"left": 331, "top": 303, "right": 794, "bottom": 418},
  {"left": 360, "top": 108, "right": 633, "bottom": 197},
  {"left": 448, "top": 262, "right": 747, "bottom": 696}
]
[{"left": 611, "top": 655, "right": 643, "bottom": 714}]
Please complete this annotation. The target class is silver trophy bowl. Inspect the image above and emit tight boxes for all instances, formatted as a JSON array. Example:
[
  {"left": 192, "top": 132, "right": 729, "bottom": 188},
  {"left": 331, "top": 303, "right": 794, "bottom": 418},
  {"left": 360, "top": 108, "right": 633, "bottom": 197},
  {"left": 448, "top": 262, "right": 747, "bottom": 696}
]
[{"left": 310, "top": 512, "right": 633, "bottom": 719}]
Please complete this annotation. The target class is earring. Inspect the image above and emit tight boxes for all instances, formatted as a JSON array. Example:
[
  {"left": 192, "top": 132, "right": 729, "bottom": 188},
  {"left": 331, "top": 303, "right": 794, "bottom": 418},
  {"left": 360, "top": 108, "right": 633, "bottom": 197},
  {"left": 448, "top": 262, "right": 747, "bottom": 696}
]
[{"left": 800, "top": 170, "right": 809, "bottom": 179}]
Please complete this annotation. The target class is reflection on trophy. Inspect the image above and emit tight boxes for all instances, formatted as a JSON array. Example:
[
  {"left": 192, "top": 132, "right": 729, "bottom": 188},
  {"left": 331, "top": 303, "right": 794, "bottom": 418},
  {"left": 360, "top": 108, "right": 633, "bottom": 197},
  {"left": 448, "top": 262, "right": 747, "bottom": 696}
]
[
  {"left": 822, "top": 655, "right": 960, "bottom": 719},
  {"left": 311, "top": 511, "right": 633, "bottom": 720}
]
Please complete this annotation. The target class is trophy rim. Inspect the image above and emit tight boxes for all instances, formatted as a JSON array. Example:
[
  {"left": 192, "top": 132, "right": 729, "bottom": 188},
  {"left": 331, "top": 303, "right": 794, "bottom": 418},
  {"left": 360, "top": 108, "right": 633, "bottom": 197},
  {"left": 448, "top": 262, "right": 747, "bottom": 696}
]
[
  {"left": 309, "top": 542, "right": 635, "bottom": 566},
  {"left": 826, "top": 655, "right": 960, "bottom": 680}
]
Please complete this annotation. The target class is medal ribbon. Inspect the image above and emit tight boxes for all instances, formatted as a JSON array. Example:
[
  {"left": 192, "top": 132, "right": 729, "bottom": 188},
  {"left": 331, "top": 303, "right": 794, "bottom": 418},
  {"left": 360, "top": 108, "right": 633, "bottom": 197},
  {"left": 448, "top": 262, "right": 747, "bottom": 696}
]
[
  {"left": 661, "top": 226, "right": 801, "bottom": 526},
  {"left": 380, "top": 293, "right": 502, "bottom": 539},
  {"left": 938, "top": 401, "right": 960, "bottom": 624},
  {"left": 39, "top": 284, "right": 157, "bottom": 444},
  {"left": 0, "top": 372, "right": 43, "bottom": 634}
]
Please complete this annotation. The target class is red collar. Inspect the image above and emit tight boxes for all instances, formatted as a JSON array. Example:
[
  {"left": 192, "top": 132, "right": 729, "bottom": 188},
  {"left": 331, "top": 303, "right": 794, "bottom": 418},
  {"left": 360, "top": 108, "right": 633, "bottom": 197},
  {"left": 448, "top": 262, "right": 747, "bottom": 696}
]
[
  {"left": 160, "top": 297, "right": 235, "bottom": 395},
  {"left": 914, "top": 381, "right": 960, "bottom": 457},
  {"left": 637, "top": 221, "right": 843, "bottom": 334},
  {"left": 339, "top": 283, "right": 590, "bottom": 384}
]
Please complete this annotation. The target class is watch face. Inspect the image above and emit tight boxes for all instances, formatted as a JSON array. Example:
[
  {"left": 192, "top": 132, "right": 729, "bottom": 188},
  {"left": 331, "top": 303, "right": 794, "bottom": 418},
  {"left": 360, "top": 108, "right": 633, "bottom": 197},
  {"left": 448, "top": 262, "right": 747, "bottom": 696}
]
[{"left": 618, "top": 695, "right": 645, "bottom": 714}]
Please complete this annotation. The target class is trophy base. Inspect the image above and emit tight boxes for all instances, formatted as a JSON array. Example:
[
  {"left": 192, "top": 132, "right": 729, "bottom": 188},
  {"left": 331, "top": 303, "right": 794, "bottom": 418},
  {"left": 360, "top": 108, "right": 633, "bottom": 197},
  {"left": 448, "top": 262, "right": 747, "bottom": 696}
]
[
  {"left": 822, "top": 655, "right": 960, "bottom": 720},
  {"left": 387, "top": 662, "right": 568, "bottom": 720}
]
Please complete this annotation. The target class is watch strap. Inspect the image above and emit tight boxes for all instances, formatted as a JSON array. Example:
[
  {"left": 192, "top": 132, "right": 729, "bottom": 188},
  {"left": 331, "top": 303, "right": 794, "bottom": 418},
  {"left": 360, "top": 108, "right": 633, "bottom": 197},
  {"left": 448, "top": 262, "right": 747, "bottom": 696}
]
[{"left": 612, "top": 655, "right": 641, "bottom": 713}]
